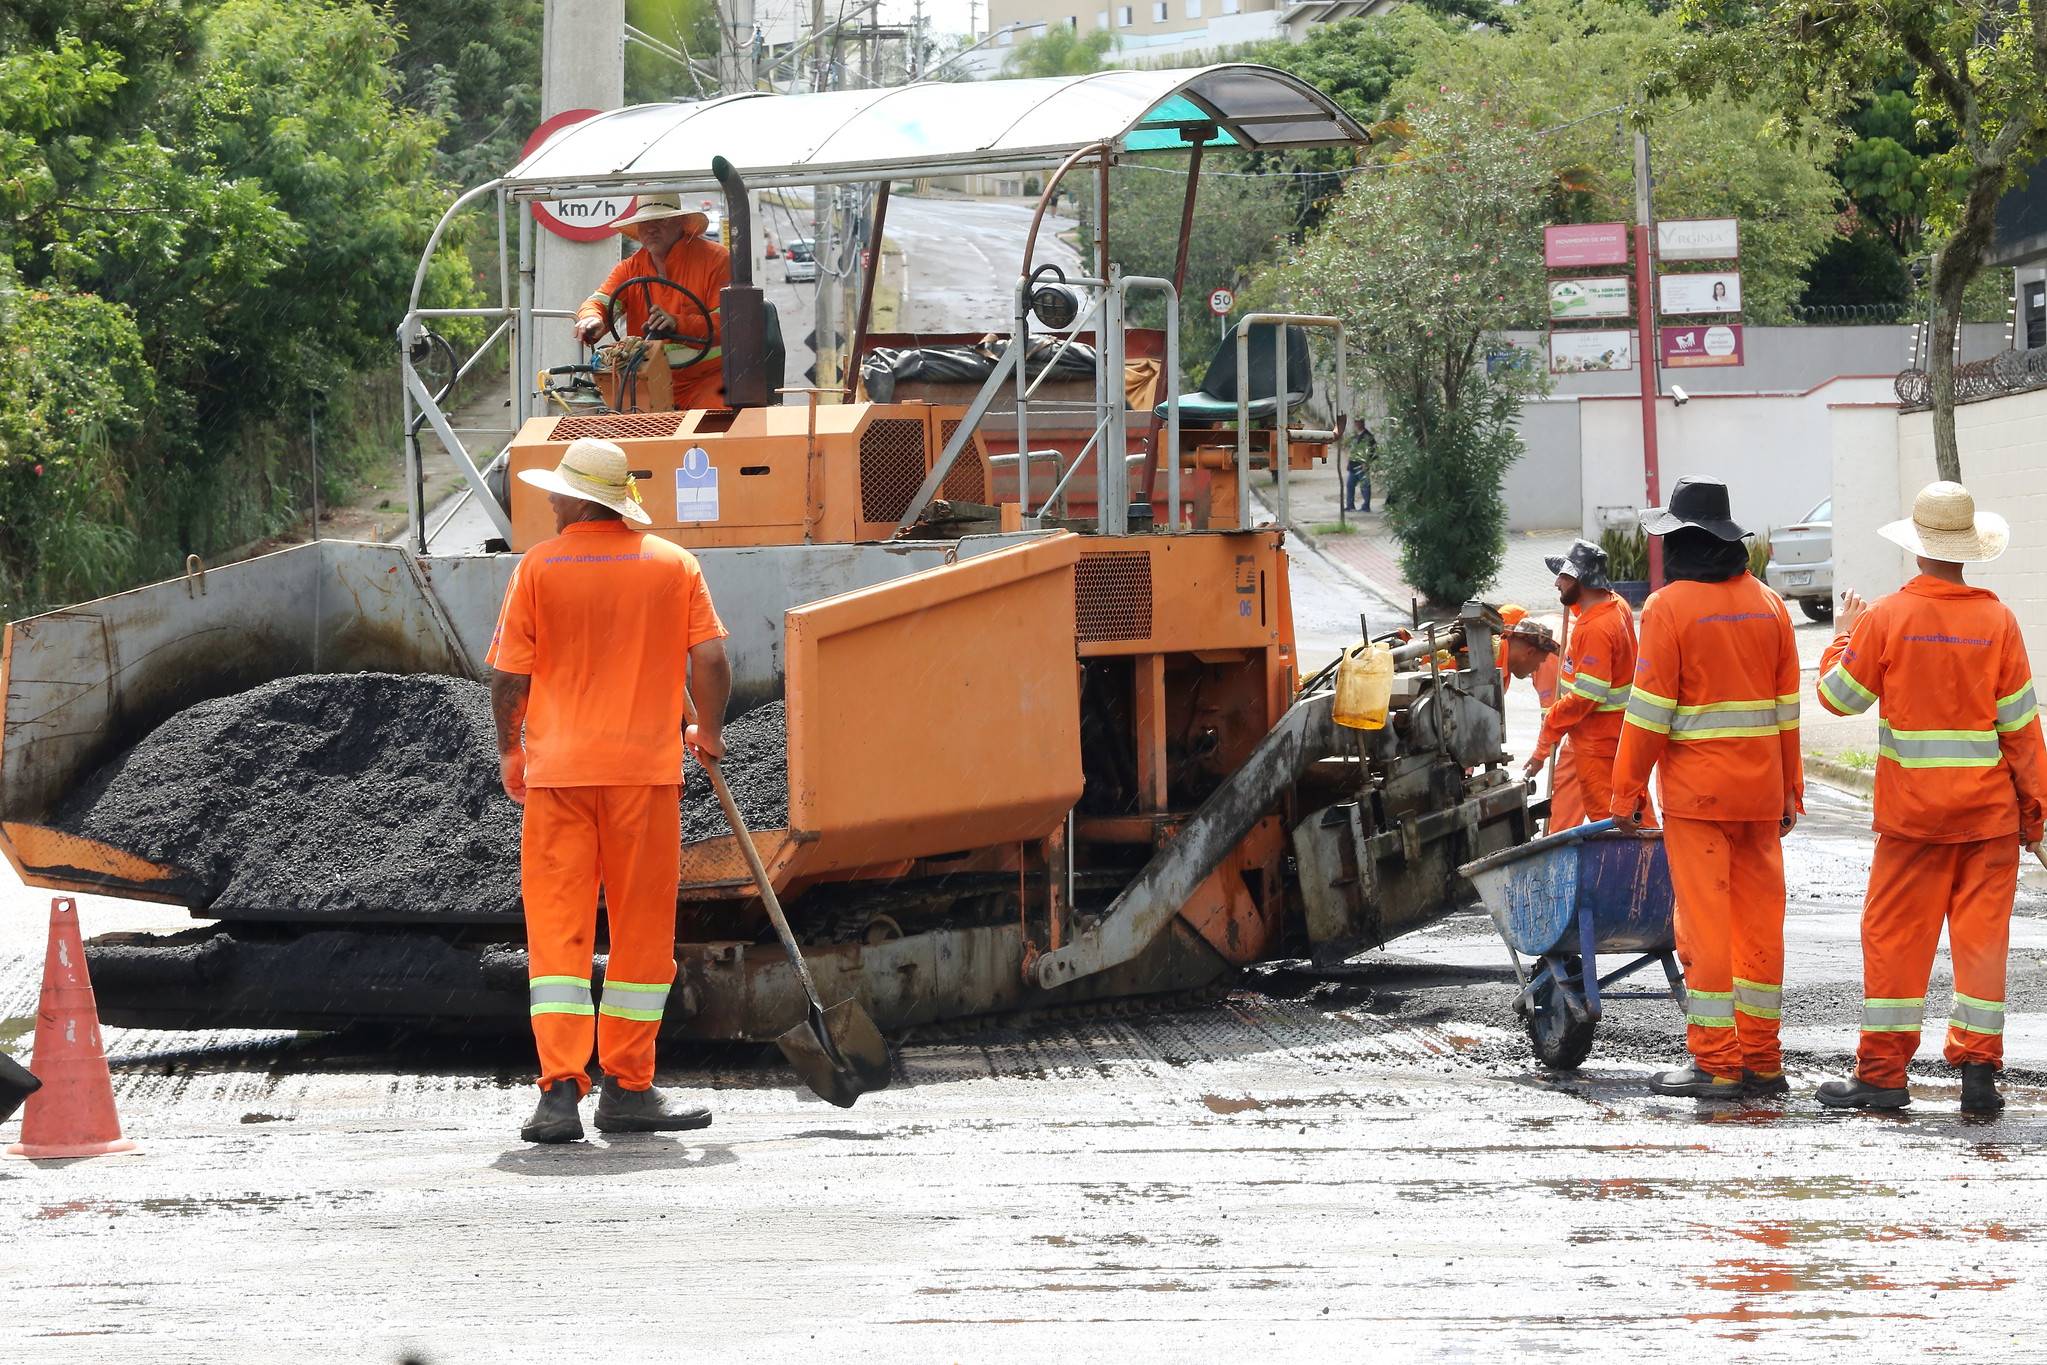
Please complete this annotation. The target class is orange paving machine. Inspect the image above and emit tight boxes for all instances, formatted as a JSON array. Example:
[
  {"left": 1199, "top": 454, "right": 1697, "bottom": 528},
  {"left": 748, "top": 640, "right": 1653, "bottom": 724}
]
[{"left": 0, "top": 69, "right": 1535, "bottom": 1038}]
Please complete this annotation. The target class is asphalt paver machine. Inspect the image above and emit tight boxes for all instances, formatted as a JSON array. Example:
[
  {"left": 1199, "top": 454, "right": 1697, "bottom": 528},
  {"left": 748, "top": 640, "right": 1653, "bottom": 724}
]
[{"left": 0, "top": 68, "right": 1535, "bottom": 1038}]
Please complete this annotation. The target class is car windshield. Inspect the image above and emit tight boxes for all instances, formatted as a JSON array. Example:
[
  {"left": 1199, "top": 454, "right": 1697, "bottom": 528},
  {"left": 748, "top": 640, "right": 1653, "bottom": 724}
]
[{"left": 1808, "top": 498, "right": 1832, "bottom": 523}]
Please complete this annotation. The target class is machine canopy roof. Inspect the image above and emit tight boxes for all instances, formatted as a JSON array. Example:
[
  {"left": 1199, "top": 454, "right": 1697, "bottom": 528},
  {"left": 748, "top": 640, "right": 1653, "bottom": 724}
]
[{"left": 504, "top": 65, "right": 1366, "bottom": 195}]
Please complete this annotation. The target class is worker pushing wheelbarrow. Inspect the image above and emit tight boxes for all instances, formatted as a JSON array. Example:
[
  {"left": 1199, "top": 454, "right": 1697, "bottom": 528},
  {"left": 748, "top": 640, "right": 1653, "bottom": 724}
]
[{"left": 1460, "top": 819, "right": 1686, "bottom": 1070}]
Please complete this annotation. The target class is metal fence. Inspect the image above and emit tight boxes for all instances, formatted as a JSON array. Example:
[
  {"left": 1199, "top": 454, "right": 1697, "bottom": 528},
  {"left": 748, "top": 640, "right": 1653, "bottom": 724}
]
[{"left": 1895, "top": 346, "right": 2047, "bottom": 408}]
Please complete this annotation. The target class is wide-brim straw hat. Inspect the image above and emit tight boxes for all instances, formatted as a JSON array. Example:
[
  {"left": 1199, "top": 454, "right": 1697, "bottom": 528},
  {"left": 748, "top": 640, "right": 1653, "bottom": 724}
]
[
  {"left": 1879, "top": 480, "right": 2008, "bottom": 563},
  {"left": 517, "top": 437, "right": 653, "bottom": 524},
  {"left": 614, "top": 193, "right": 709, "bottom": 242}
]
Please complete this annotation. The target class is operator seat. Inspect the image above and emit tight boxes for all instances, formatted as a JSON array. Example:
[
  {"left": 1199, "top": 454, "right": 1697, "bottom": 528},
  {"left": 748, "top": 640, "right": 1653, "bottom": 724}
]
[{"left": 1154, "top": 320, "right": 1312, "bottom": 426}]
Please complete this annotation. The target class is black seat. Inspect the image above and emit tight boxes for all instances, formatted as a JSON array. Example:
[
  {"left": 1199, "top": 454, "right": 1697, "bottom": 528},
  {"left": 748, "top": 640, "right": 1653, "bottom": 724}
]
[{"left": 1155, "top": 320, "right": 1313, "bottom": 425}]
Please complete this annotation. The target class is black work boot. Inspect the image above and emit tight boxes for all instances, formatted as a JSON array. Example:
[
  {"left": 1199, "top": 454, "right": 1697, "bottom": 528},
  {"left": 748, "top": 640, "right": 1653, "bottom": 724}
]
[
  {"left": 1650, "top": 1064, "right": 1743, "bottom": 1099},
  {"left": 1816, "top": 1075, "right": 1910, "bottom": 1110},
  {"left": 521, "top": 1082, "right": 585, "bottom": 1144},
  {"left": 594, "top": 1078, "right": 713, "bottom": 1134},
  {"left": 1960, "top": 1062, "right": 2005, "bottom": 1115},
  {"left": 1742, "top": 1070, "right": 1791, "bottom": 1099}
]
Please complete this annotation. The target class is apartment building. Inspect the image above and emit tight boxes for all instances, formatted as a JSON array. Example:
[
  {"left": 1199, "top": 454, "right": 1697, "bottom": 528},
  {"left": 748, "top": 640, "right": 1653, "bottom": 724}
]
[{"left": 983, "top": 0, "right": 1284, "bottom": 66}]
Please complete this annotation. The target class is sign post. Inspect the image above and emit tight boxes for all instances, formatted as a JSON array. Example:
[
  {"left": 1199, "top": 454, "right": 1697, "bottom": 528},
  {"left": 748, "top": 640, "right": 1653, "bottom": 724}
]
[
  {"left": 1632, "top": 131, "right": 1664, "bottom": 592},
  {"left": 1209, "top": 286, "right": 1234, "bottom": 340}
]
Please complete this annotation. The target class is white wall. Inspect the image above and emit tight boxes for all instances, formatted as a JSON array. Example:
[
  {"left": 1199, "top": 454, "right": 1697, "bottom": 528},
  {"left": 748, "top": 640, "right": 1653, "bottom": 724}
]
[
  {"left": 1827, "top": 402, "right": 1910, "bottom": 615},
  {"left": 1506, "top": 399, "right": 1583, "bottom": 530},
  {"left": 1574, "top": 376, "right": 1896, "bottom": 541}
]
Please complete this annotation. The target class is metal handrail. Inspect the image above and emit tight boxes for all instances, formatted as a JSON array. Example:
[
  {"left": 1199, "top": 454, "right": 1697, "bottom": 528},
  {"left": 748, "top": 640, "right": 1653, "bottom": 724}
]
[{"left": 1232, "top": 312, "right": 1344, "bottom": 529}]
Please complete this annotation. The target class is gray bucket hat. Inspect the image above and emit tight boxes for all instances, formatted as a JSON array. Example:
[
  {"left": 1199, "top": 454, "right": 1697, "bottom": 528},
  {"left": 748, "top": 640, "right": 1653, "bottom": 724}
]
[{"left": 1543, "top": 538, "right": 1612, "bottom": 590}]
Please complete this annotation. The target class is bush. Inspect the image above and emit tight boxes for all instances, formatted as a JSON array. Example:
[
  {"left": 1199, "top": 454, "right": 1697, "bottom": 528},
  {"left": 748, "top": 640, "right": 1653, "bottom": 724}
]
[
  {"left": 1599, "top": 525, "right": 1649, "bottom": 581},
  {"left": 1379, "top": 371, "right": 1522, "bottom": 606}
]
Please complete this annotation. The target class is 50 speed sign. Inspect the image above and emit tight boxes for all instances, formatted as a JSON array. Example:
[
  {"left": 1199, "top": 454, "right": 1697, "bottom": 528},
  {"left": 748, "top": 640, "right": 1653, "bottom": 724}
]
[{"left": 1208, "top": 287, "right": 1235, "bottom": 316}]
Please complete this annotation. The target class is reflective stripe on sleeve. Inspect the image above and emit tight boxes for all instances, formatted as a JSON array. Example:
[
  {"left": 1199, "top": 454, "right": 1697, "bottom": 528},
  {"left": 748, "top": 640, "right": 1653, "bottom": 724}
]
[
  {"left": 1877, "top": 723, "right": 2002, "bottom": 768},
  {"left": 1949, "top": 992, "right": 2005, "bottom": 1036},
  {"left": 1625, "top": 685, "right": 1676, "bottom": 735},
  {"left": 665, "top": 343, "right": 724, "bottom": 366},
  {"left": 599, "top": 978, "right": 671, "bottom": 1023},
  {"left": 1667, "top": 698, "right": 1782, "bottom": 741},
  {"left": 1997, "top": 682, "right": 2039, "bottom": 733},
  {"left": 1818, "top": 665, "right": 1877, "bottom": 716},
  {"left": 1733, "top": 977, "right": 1782, "bottom": 1021},
  {"left": 1565, "top": 671, "right": 1631, "bottom": 713},
  {"left": 1861, "top": 996, "right": 1924, "bottom": 1033},
  {"left": 1687, "top": 988, "right": 1735, "bottom": 1029},
  {"left": 531, "top": 975, "right": 595, "bottom": 1017},
  {"left": 1776, "top": 693, "right": 1800, "bottom": 732}
]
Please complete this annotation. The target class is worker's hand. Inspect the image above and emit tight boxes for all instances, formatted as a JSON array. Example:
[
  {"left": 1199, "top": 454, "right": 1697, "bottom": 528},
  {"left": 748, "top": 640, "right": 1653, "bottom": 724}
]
[
  {"left": 645, "top": 305, "right": 677, "bottom": 337},
  {"left": 686, "top": 722, "right": 725, "bottom": 764},
  {"left": 1522, "top": 753, "right": 1545, "bottom": 780},
  {"left": 2028, "top": 840, "right": 2046, "bottom": 871},
  {"left": 1837, "top": 588, "right": 1869, "bottom": 636},
  {"left": 574, "top": 315, "right": 605, "bottom": 346},
  {"left": 1779, "top": 792, "right": 1800, "bottom": 837},
  {"left": 1612, "top": 806, "right": 1643, "bottom": 835},
  {"left": 500, "top": 749, "right": 528, "bottom": 805}
]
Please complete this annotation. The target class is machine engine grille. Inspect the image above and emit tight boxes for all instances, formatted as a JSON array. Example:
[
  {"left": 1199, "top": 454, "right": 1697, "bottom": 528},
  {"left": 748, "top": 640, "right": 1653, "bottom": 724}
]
[
  {"left": 859, "top": 418, "right": 928, "bottom": 524},
  {"left": 551, "top": 412, "right": 686, "bottom": 441},
  {"left": 937, "top": 420, "right": 987, "bottom": 503},
  {"left": 1074, "top": 551, "right": 1155, "bottom": 643}
]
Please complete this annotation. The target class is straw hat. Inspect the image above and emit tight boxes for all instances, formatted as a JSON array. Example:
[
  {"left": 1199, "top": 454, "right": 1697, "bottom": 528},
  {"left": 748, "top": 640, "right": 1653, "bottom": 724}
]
[
  {"left": 516, "top": 438, "right": 652, "bottom": 524},
  {"left": 1879, "top": 481, "right": 2008, "bottom": 563},
  {"left": 614, "top": 193, "right": 709, "bottom": 242}
]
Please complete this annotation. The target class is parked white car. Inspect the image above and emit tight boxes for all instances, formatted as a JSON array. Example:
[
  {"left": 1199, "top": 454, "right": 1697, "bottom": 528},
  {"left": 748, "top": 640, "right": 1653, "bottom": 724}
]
[
  {"left": 1766, "top": 497, "right": 1834, "bottom": 622},
  {"left": 783, "top": 237, "right": 817, "bottom": 283}
]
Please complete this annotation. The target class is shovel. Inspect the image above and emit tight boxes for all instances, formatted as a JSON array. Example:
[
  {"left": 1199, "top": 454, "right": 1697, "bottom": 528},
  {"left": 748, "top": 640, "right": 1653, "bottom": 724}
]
[{"left": 685, "top": 691, "right": 891, "bottom": 1107}]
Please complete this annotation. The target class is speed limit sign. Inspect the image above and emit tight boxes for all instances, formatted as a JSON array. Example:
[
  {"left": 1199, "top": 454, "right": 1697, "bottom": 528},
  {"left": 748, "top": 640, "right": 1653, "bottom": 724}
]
[{"left": 1208, "top": 287, "right": 1235, "bottom": 316}]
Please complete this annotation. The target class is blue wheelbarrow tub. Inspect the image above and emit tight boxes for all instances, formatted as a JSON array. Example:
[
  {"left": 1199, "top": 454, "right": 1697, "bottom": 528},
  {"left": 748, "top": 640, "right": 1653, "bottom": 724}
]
[{"left": 1459, "top": 819, "right": 1676, "bottom": 958}]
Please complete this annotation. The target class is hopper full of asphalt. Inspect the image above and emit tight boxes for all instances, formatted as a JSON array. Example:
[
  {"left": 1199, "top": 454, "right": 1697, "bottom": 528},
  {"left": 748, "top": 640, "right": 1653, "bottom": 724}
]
[{"left": 55, "top": 674, "right": 791, "bottom": 920}]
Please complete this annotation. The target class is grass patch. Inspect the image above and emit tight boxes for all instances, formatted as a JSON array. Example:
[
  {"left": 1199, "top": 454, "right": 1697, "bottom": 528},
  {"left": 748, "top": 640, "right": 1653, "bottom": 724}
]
[
  {"left": 1311, "top": 521, "right": 1359, "bottom": 537},
  {"left": 1834, "top": 749, "right": 1877, "bottom": 771}
]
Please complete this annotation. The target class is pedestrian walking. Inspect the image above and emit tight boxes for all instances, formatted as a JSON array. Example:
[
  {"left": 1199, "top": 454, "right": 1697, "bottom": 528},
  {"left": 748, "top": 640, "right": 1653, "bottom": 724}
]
[
  {"left": 487, "top": 437, "right": 735, "bottom": 1144},
  {"left": 1611, "top": 477, "right": 1803, "bottom": 1100},
  {"left": 1343, "top": 425, "right": 1376, "bottom": 513},
  {"left": 1811, "top": 481, "right": 2046, "bottom": 1113},
  {"left": 1524, "top": 540, "right": 1637, "bottom": 831}
]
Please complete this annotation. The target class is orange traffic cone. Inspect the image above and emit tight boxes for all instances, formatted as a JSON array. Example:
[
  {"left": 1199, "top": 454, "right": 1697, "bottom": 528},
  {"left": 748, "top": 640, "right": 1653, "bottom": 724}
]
[
  {"left": 7, "top": 897, "right": 136, "bottom": 1159},
  {"left": 764, "top": 230, "right": 779, "bottom": 259}
]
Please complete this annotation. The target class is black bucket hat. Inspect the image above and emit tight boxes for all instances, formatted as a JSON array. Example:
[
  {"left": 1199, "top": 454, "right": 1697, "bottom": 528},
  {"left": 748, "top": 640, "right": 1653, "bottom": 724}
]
[
  {"left": 1641, "top": 475, "right": 1748, "bottom": 542},
  {"left": 1543, "top": 538, "right": 1612, "bottom": 590}
]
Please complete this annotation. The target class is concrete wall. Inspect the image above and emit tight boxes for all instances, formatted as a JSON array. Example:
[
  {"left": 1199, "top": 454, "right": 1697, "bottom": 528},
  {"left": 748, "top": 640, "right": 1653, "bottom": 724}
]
[
  {"left": 1830, "top": 387, "right": 2047, "bottom": 664},
  {"left": 1506, "top": 399, "right": 1584, "bottom": 530},
  {"left": 1503, "top": 323, "right": 2007, "bottom": 399},
  {"left": 1573, "top": 376, "right": 1896, "bottom": 540}
]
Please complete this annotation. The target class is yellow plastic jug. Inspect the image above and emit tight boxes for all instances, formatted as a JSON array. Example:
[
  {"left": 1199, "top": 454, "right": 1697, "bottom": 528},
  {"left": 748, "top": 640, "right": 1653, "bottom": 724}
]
[{"left": 1333, "top": 642, "right": 1394, "bottom": 731}]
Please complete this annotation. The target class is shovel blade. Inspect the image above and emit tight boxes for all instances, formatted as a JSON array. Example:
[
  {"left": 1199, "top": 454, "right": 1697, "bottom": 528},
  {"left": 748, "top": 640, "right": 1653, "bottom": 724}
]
[{"left": 776, "top": 998, "right": 893, "bottom": 1108}]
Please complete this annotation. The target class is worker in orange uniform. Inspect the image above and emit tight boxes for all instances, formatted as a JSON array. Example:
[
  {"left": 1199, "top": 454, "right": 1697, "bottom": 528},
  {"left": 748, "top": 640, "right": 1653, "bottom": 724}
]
[
  {"left": 1812, "top": 482, "right": 2046, "bottom": 1114},
  {"left": 488, "top": 437, "right": 734, "bottom": 1144},
  {"left": 1522, "top": 541, "right": 1636, "bottom": 831},
  {"left": 1612, "top": 477, "right": 1802, "bottom": 1101},
  {"left": 1500, "top": 614, "right": 1561, "bottom": 694},
  {"left": 575, "top": 194, "right": 731, "bottom": 410}
]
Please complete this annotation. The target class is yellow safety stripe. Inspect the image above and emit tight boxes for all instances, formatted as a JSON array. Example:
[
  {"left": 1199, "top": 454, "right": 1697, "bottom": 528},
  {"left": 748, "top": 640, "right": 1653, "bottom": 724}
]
[
  {"left": 1625, "top": 684, "right": 1676, "bottom": 735},
  {"left": 530, "top": 975, "right": 595, "bottom": 1018},
  {"left": 1688, "top": 987, "right": 1735, "bottom": 1029},
  {"left": 1877, "top": 722, "right": 2002, "bottom": 769},
  {"left": 1862, "top": 996, "right": 1924, "bottom": 1033},
  {"left": 598, "top": 977, "right": 670, "bottom": 1024},
  {"left": 1949, "top": 992, "right": 2004, "bottom": 1036},
  {"left": 1818, "top": 665, "right": 1878, "bottom": 716},
  {"left": 1997, "top": 682, "right": 2038, "bottom": 733},
  {"left": 1733, "top": 977, "right": 1782, "bottom": 1020},
  {"left": 1667, "top": 698, "right": 1783, "bottom": 742}
]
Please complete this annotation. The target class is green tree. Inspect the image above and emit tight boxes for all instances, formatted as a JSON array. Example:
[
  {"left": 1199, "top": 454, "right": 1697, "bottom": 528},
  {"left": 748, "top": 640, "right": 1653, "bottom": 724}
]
[
  {"left": 1002, "top": 26, "right": 1117, "bottom": 78},
  {"left": 1276, "top": 94, "right": 1550, "bottom": 606},
  {"left": 1666, "top": 0, "right": 2047, "bottom": 480}
]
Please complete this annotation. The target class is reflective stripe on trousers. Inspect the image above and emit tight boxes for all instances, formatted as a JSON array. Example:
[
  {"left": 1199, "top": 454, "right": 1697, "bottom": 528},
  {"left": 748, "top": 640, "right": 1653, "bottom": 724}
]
[
  {"left": 1687, "top": 987, "right": 1735, "bottom": 1029},
  {"left": 1877, "top": 723, "right": 2002, "bottom": 768},
  {"left": 1996, "top": 682, "right": 2038, "bottom": 733},
  {"left": 599, "top": 978, "right": 671, "bottom": 1023},
  {"left": 1862, "top": 996, "right": 1924, "bottom": 1033},
  {"left": 1733, "top": 977, "right": 1782, "bottom": 1020},
  {"left": 531, "top": 975, "right": 595, "bottom": 1017},
  {"left": 1949, "top": 991, "right": 2005, "bottom": 1036}
]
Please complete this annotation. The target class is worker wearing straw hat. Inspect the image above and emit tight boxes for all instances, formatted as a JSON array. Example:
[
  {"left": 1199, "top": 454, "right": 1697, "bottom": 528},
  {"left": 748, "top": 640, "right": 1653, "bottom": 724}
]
[
  {"left": 574, "top": 194, "right": 732, "bottom": 410},
  {"left": 488, "top": 438, "right": 734, "bottom": 1144},
  {"left": 1813, "top": 481, "right": 2046, "bottom": 1114}
]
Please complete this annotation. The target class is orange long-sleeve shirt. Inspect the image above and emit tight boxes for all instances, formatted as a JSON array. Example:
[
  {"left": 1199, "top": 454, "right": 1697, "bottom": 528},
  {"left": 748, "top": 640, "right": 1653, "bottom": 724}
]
[
  {"left": 1613, "top": 573, "right": 1803, "bottom": 823},
  {"left": 577, "top": 234, "right": 731, "bottom": 409},
  {"left": 1532, "top": 593, "right": 1635, "bottom": 764},
  {"left": 1815, "top": 574, "right": 2045, "bottom": 845}
]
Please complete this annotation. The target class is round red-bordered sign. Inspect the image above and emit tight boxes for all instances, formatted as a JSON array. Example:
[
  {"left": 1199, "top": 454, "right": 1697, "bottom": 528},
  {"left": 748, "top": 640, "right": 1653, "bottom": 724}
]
[{"left": 522, "top": 110, "right": 637, "bottom": 243}]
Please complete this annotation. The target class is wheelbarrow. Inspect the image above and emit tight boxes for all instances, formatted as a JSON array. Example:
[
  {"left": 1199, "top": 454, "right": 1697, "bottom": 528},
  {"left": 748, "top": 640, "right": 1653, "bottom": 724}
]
[{"left": 1459, "top": 819, "right": 1687, "bottom": 1070}]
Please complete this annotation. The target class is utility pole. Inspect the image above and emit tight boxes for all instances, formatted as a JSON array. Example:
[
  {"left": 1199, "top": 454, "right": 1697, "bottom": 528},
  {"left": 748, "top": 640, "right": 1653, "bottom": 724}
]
[
  {"left": 719, "top": 0, "right": 759, "bottom": 92},
  {"left": 812, "top": 0, "right": 838, "bottom": 389},
  {"left": 537, "top": 1, "right": 625, "bottom": 380},
  {"left": 1631, "top": 129, "right": 1665, "bottom": 591}
]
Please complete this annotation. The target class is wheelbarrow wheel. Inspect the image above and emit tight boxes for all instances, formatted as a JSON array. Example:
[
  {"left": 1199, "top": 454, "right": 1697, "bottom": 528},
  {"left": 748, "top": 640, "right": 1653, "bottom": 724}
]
[{"left": 1526, "top": 961, "right": 1597, "bottom": 1072}]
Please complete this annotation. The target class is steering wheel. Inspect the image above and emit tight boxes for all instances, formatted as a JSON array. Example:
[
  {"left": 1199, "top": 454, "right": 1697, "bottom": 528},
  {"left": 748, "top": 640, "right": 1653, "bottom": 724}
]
[{"left": 602, "top": 275, "right": 716, "bottom": 370}]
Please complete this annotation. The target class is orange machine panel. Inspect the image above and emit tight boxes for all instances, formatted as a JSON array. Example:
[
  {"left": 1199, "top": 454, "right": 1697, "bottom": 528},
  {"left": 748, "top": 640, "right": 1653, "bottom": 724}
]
[
  {"left": 783, "top": 533, "right": 1084, "bottom": 875},
  {"left": 1071, "top": 530, "right": 1291, "bottom": 657},
  {"left": 503, "top": 402, "right": 990, "bottom": 552}
]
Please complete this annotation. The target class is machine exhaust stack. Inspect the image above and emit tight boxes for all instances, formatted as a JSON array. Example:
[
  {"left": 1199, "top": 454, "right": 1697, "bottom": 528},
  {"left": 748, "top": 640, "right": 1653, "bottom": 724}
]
[{"left": 712, "top": 155, "right": 770, "bottom": 408}]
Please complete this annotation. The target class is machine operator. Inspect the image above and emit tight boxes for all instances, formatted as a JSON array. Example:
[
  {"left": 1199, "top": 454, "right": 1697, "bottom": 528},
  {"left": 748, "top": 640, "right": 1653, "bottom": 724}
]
[
  {"left": 488, "top": 437, "right": 734, "bottom": 1145},
  {"left": 575, "top": 194, "right": 732, "bottom": 410}
]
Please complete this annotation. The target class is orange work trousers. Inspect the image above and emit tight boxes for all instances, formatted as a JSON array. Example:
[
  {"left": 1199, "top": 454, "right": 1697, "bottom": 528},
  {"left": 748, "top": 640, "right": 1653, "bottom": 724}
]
[
  {"left": 1856, "top": 834, "right": 2018, "bottom": 1087},
  {"left": 1664, "top": 816, "right": 1786, "bottom": 1080},
  {"left": 1548, "top": 744, "right": 1585, "bottom": 830},
  {"left": 522, "top": 784, "right": 681, "bottom": 1095}
]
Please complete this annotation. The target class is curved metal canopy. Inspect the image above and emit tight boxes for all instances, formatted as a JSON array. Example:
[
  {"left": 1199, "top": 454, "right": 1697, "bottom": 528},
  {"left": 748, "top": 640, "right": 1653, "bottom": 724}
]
[{"left": 503, "top": 65, "right": 1367, "bottom": 195}]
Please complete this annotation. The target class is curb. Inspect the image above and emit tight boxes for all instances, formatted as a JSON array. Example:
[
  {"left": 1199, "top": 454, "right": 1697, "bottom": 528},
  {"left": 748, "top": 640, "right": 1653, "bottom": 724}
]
[{"left": 1803, "top": 753, "right": 1875, "bottom": 800}]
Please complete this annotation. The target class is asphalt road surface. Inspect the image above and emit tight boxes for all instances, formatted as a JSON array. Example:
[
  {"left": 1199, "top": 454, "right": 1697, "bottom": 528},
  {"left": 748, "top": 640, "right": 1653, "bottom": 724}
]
[{"left": 6, "top": 527, "right": 2044, "bottom": 1360}]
